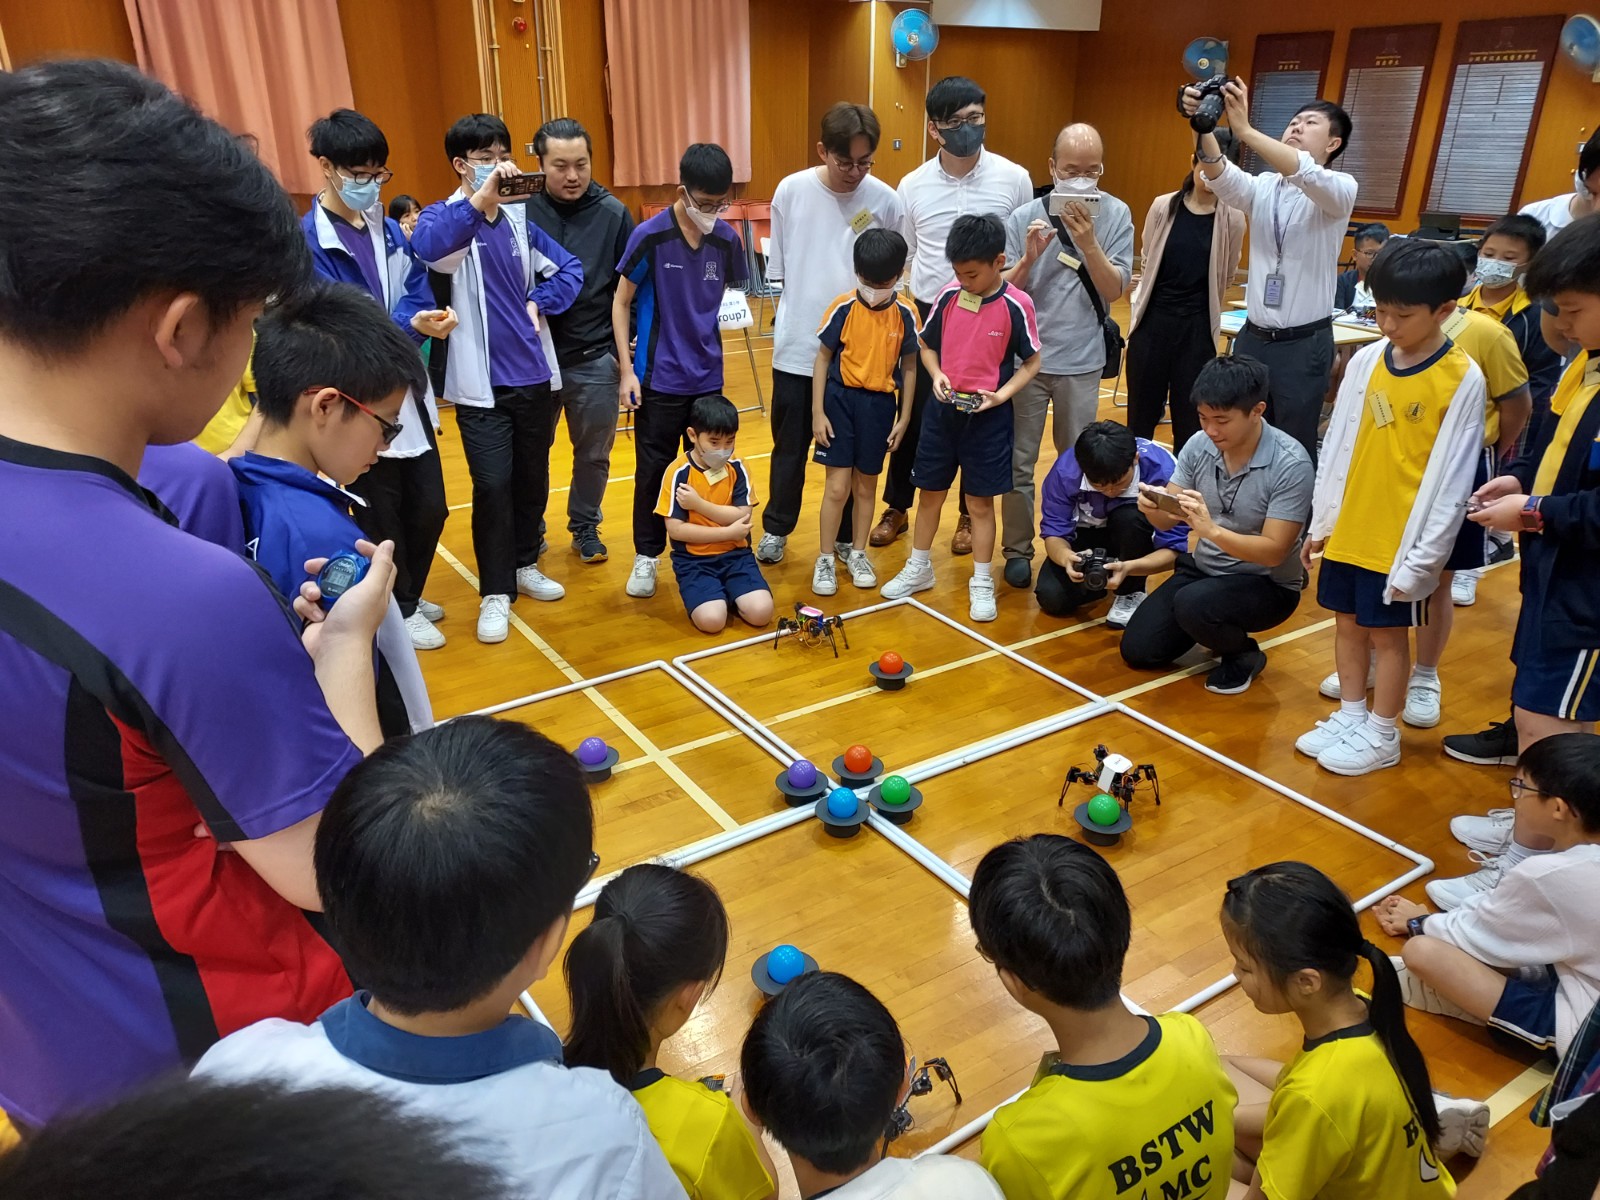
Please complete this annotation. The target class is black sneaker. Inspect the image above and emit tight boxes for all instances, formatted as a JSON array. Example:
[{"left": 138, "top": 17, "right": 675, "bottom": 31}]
[
  {"left": 573, "top": 529, "right": 608, "bottom": 564},
  {"left": 1205, "top": 649, "right": 1267, "bottom": 695},
  {"left": 1442, "top": 716, "right": 1518, "bottom": 766},
  {"left": 1487, "top": 538, "right": 1516, "bottom": 566},
  {"left": 1003, "top": 557, "right": 1033, "bottom": 589}
]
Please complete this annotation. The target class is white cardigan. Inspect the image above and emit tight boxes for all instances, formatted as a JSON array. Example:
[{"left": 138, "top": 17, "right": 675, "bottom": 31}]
[{"left": 1310, "top": 340, "right": 1486, "bottom": 604}]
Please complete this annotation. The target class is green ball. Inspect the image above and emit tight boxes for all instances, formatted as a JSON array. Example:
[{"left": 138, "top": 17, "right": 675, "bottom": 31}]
[
  {"left": 880, "top": 775, "right": 912, "bottom": 807},
  {"left": 1086, "top": 793, "right": 1122, "bottom": 827}
]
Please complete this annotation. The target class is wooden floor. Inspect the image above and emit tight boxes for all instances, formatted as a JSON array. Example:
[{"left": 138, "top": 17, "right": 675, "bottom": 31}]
[{"left": 418, "top": 307, "right": 1552, "bottom": 1197}]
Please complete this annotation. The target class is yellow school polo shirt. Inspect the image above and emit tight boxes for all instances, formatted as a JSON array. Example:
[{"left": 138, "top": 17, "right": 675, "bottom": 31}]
[
  {"left": 1535, "top": 351, "right": 1600, "bottom": 494},
  {"left": 1443, "top": 307, "right": 1528, "bottom": 447},
  {"left": 628, "top": 1071, "right": 773, "bottom": 1200},
  {"left": 655, "top": 452, "right": 756, "bottom": 558},
  {"left": 816, "top": 292, "right": 920, "bottom": 394},
  {"left": 980, "top": 1013, "right": 1236, "bottom": 1200},
  {"left": 194, "top": 345, "right": 257, "bottom": 455},
  {"left": 1464, "top": 283, "right": 1530, "bottom": 325},
  {"left": 1257, "top": 1025, "right": 1455, "bottom": 1200},
  {"left": 1327, "top": 341, "right": 1472, "bottom": 574}
]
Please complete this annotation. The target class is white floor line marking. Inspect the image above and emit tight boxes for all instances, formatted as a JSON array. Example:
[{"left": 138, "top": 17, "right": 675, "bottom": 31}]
[{"left": 1485, "top": 1060, "right": 1554, "bottom": 1126}]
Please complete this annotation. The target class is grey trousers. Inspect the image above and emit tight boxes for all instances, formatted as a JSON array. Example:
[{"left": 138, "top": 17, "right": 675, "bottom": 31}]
[
  {"left": 1001, "top": 369, "right": 1103, "bottom": 561},
  {"left": 556, "top": 352, "right": 620, "bottom": 535}
]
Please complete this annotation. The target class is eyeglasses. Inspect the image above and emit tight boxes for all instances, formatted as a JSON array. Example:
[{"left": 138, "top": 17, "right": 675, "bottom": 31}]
[
  {"left": 1055, "top": 165, "right": 1105, "bottom": 181},
  {"left": 683, "top": 191, "right": 733, "bottom": 214},
  {"left": 1509, "top": 778, "right": 1547, "bottom": 802},
  {"left": 581, "top": 850, "right": 602, "bottom": 889},
  {"left": 830, "top": 154, "right": 876, "bottom": 175},
  {"left": 307, "top": 387, "right": 403, "bottom": 446},
  {"left": 340, "top": 167, "right": 395, "bottom": 186},
  {"left": 936, "top": 114, "right": 986, "bottom": 130}
]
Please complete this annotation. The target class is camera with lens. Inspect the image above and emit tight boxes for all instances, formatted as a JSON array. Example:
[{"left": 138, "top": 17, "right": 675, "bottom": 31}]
[
  {"left": 1078, "top": 547, "right": 1112, "bottom": 592},
  {"left": 1183, "top": 75, "right": 1228, "bottom": 134}
]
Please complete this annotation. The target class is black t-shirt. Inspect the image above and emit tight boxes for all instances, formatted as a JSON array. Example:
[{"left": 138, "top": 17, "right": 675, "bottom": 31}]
[{"left": 1148, "top": 201, "right": 1215, "bottom": 320}]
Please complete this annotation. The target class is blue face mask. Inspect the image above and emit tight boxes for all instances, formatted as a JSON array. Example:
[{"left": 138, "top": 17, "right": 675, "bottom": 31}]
[
  {"left": 338, "top": 177, "right": 381, "bottom": 212},
  {"left": 470, "top": 161, "right": 498, "bottom": 190}
]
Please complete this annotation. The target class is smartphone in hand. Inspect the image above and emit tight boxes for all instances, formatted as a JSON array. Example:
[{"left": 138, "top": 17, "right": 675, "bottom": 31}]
[
  {"left": 1140, "top": 483, "right": 1186, "bottom": 516},
  {"left": 496, "top": 171, "right": 547, "bottom": 201}
]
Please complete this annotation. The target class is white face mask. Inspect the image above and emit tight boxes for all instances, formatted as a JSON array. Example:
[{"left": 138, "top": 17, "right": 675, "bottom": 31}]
[
  {"left": 858, "top": 283, "right": 896, "bottom": 307},
  {"left": 1475, "top": 258, "right": 1518, "bottom": 289},
  {"left": 682, "top": 193, "right": 719, "bottom": 233},
  {"left": 697, "top": 445, "right": 733, "bottom": 470},
  {"left": 1053, "top": 173, "right": 1099, "bottom": 194}
]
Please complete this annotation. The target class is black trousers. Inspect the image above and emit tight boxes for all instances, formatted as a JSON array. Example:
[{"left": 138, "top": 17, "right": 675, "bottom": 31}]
[
  {"left": 1119, "top": 554, "right": 1301, "bottom": 666},
  {"left": 348, "top": 425, "right": 448, "bottom": 619},
  {"left": 763, "top": 368, "right": 851, "bottom": 542},
  {"left": 1125, "top": 307, "right": 1214, "bottom": 452},
  {"left": 454, "top": 382, "right": 558, "bottom": 597},
  {"left": 1231, "top": 326, "right": 1335, "bottom": 465},
  {"left": 632, "top": 388, "right": 707, "bottom": 558},
  {"left": 882, "top": 298, "right": 964, "bottom": 515},
  {"left": 1034, "top": 504, "right": 1158, "bottom": 616}
]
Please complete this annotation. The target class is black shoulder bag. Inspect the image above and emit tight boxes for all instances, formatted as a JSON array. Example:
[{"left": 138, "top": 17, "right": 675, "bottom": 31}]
[{"left": 1048, "top": 212, "right": 1125, "bottom": 380}]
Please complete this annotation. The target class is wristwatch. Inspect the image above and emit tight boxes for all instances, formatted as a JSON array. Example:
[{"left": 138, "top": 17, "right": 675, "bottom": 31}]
[
  {"left": 1520, "top": 496, "right": 1545, "bottom": 533},
  {"left": 1406, "top": 915, "right": 1429, "bottom": 938}
]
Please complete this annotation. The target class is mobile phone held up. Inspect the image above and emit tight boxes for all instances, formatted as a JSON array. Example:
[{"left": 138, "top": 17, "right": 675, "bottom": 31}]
[
  {"left": 1140, "top": 484, "right": 1186, "bottom": 517},
  {"left": 1048, "top": 191, "right": 1101, "bottom": 219},
  {"left": 496, "top": 171, "right": 547, "bottom": 201}
]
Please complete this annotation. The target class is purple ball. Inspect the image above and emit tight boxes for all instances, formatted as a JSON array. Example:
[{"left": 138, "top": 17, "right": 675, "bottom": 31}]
[
  {"left": 577, "top": 737, "right": 609, "bottom": 766},
  {"left": 826, "top": 787, "right": 858, "bottom": 819},
  {"left": 767, "top": 944, "right": 806, "bottom": 985},
  {"left": 787, "top": 759, "right": 818, "bottom": 789}
]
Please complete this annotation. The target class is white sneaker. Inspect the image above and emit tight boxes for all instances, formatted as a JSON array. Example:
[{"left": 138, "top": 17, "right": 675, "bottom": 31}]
[
  {"left": 755, "top": 533, "right": 786, "bottom": 563},
  {"left": 1403, "top": 676, "right": 1443, "bottom": 728},
  {"left": 1294, "top": 710, "right": 1364, "bottom": 757},
  {"left": 404, "top": 609, "right": 446, "bottom": 650},
  {"left": 1433, "top": 1092, "right": 1491, "bottom": 1159},
  {"left": 844, "top": 549, "right": 877, "bottom": 589},
  {"left": 477, "top": 594, "right": 511, "bottom": 644},
  {"left": 1451, "top": 570, "right": 1481, "bottom": 607},
  {"left": 1318, "top": 660, "right": 1378, "bottom": 701},
  {"left": 1105, "top": 592, "right": 1147, "bottom": 629},
  {"left": 882, "top": 558, "right": 935, "bottom": 599},
  {"left": 417, "top": 598, "right": 446, "bottom": 622},
  {"left": 625, "top": 555, "right": 658, "bottom": 598},
  {"left": 812, "top": 554, "right": 838, "bottom": 596},
  {"left": 1425, "top": 851, "right": 1506, "bottom": 910},
  {"left": 834, "top": 541, "right": 854, "bottom": 561},
  {"left": 1450, "top": 808, "right": 1514, "bottom": 855},
  {"left": 1391, "top": 956, "right": 1486, "bottom": 1024},
  {"left": 969, "top": 575, "right": 997, "bottom": 622},
  {"left": 516, "top": 565, "right": 565, "bottom": 601},
  {"left": 1317, "top": 722, "right": 1401, "bottom": 776}
]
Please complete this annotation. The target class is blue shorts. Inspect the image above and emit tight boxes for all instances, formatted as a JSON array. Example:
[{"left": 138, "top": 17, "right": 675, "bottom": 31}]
[
  {"left": 910, "top": 398, "right": 1013, "bottom": 497},
  {"left": 1490, "top": 965, "right": 1559, "bottom": 1050},
  {"left": 671, "top": 547, "right": 769, "bottom": 617},
  {"left": 1444, "top": 447, "right": 1497, "bottom": 572},
  {"left": 1317, "top": 559, "right": 1431, "bottom": 628},
  {"left": 814, "top": 380, "right": 898, "bottom": 476},
  {"left": 1511, "top": 618, "right": 1600, "bottom": 721}
]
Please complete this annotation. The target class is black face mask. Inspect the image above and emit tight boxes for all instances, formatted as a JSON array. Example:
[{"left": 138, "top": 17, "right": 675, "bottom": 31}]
[{"left": 938, "top": 122, "right": 985, "bottom": 157}]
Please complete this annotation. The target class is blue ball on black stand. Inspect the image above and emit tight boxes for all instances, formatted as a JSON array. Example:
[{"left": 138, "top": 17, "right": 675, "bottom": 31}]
[
  {"left": 815, "top": 785, "right": 867, "bottom": 838},
  {"left": 751, "top": 942, "right": 819, "bottom": 996}
]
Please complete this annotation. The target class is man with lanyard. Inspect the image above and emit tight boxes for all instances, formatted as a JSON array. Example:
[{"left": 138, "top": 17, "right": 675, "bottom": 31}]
[
  {"left": 1181, "top": 80, "right": 1356, "bottom": 464},
  {"left": 1000, "top": 123, "right": 1133, "bottom": 593},
  {"left": 871, "top": 76, "right": 1032, "bottom": 554}
]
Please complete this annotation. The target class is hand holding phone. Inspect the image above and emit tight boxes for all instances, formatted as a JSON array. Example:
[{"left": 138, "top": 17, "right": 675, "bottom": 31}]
[
  {"left": 1139, "top": 483, "right": 1186, "bottom": 516},
  {"left": 496, "top": 171, "right": 547, "bottom": 201}
]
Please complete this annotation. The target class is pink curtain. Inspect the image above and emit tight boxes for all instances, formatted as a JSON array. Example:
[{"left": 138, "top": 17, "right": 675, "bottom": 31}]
[
  {"left": 125, "top": 0, "right": 354, "bottom": 195},
  {"left": 603, "top": 0, "right": 751, "bottom": 188}
]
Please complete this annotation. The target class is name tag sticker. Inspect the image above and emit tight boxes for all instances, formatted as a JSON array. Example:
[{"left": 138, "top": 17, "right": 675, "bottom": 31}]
[
  {"left": 1263, "top": 273, "right": 1286, "bottom": 308},
  {"left": 1058, "top": 251, "right": 1082, "bottom": 270},
  {"left": 849, "top": 209, "right": 874, "bottom": 234},
  {"left": 703, "top": 467, "right": 728, "bottom": 486},
  {"left": 957, "top": 289, "right": 983, "bottom": 312},
  {"left": 1369, "top": 389, "right": 1395, "bottom": 428}
]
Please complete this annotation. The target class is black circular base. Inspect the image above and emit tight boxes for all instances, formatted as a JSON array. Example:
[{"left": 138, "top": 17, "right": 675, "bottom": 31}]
[
  {"left": 751, "top": 949, "right": 819, "bottom": 996},
  {"left": 868, "top": 662, "right": 915, "bottom": 691},
  {"left": 867, "top": 783, "right": 923, "bottom": 825},
  {"left": 815, "top": 793, "right": 868, "bottom": 837},
  {"left": 775, "top": 770, "right": 828, "bottom": 807},
  {"left": 832, "top": 754, "right": 884, "bottom": 786},
  {"left": 1073, "top": 801, "right": 1131, "bottom": 847},
  {"left": 578, "top": 746, "right": 621, "bottom": 783}
]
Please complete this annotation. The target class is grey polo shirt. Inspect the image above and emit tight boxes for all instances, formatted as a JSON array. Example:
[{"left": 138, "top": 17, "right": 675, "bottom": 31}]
[
  {"left": 1171, "top": 422, "right": 1313, "bottom": 589},
  {"left": 1004, "top": 192, "right": 1134, "bottom": 376}
]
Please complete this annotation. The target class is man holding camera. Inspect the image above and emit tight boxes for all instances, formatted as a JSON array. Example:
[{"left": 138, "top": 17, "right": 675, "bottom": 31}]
[
  {"left": 1001, "top": 123, "right": 1134, "bottom": 591},
  {"left": 1180, "top": 78, "right": 1356, "bottom": 464}
]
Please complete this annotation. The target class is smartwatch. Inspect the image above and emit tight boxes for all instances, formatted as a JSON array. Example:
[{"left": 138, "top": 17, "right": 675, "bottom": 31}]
[
  {"left": 1520, "top": 496, "right": 1545, "bottom": 533},
  {"left": 1406, "top": 915, "right": 1429, "bottom": 939}
]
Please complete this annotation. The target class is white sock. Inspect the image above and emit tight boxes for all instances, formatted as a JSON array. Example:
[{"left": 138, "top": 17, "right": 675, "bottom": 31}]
[
  {"left": 973, "top": 560, "right": 992, "bottom": 578},
  {"left": 1411, "top": 665, "right": 1440, "bottom": 686},
  {"left": 910, "top": 548, "right": 931, "bottom": 569},
  {"left": 1367, "top": 711, "right": 1399, "bottom": 738},
  {"left": 1502, "top": 840, "right": 1546, "bottom": 868},
  {"left": 1340, "top": 698, "right": 1368, "bottom": 721}
]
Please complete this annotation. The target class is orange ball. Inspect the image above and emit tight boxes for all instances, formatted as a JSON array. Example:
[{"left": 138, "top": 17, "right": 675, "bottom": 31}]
[
  {"left": 878, "top": 651, "right": 904, "bottom": 675},
  {"left": 844, "top": 744, "right": 873, "bottom": 773}
]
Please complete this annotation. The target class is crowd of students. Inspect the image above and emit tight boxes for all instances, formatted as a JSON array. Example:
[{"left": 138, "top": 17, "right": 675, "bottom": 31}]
[{"left": 2, "top": 50, "right": 1600, "bottom": 1200}]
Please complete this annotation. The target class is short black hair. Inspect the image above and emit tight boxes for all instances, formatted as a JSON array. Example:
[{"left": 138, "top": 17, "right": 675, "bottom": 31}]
[
  {"left": 741, "top": 972, "right": 905, "bottom": 1175},
  {"left": 854, "top": 228, "right": 908, "bottom": 285},
  {"left": 946, "top": 213, "right": 1005, "bottom": 266},
  {"left": 1580, "top": 127, "right": 1600, "bottom": 181},
  {"left": 969, "top": 834, "right": 1130, "bottom": 1009},
  {"left": 820, "top": 102, "right": 882, "bottom": 156},
  {"left": 1480, "top": 214, "right": 1547, "bottom": 260},
  {"left": 1075, "top": 420, "right": 1139, "bottom": 486},
  {"left": 926, "top": 76, "right": 985, "bottom": 123},
  {"left": 388, "top": 194, "right": 422, "bottom": 222},
  {"left": 680, "top": 143, "right": 734, "bottom": 196},
  {"left": 1525, "top": 213, "right": 1600, "bottom": 302},
  {"left": 0, "top": 60, "right": 307, "bottom": 357},
  {"left": 1193, "top": 354, "right": 1269, "bottom": 413},
  {"left": 534, "top": 117, "right": 592, "bottom": 159},
  {"left": 688, "top": 394, "right": 739, "bottom": 436},
  {"left": 445, "top": 113, "right": 511, "bottom": 163},
  {"left": 1520, "top": 732, "right": 1600, "bottom": 833},
  {"left": 308, "top": 108, "right": 389, "bottom": 168},
  {"left": 252, "top": 282, "right": 426, "bottom": 426},
  {"left": 1367, "top": 237, "right": 1466, "bottom": 308},
  {"left": 1293, "top": 99, "right": 1352, "bottom": 163},
  {"left": 0, "top": 1078, "right": 512, "bottom": 1200},
  {"left": 314, "top": 716, "right": 595, "bottom": 1016},
  {"left": 1354, "top": 222, "right": 1391, "bottom": 248}
]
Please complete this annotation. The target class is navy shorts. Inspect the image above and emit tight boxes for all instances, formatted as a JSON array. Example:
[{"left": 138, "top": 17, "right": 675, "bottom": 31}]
[
  {"left": 1489, "top": 965, "right": 1559, "bottom": 1050},
  {"left": 814, "top": 380, "right": 898, "bottom": 476},
  {"left": 1444, "top": 447, "right": 1497, "bottom": 573},
  {"left": 671, "top": 548, "right": 769, "bottom": 616},
  {"left": 1511, "top": 603, "right": 1600, "bottom": 721},
  {"left": 1317, "top": 559, "right": 1431, "bottom": 628},
  {"left": 910, "top": 398, "right": 1013, "bottom": 497}
]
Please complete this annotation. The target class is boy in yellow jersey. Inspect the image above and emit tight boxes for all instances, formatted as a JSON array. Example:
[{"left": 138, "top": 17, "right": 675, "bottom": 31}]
[
  {"left": 968, "top": 835, "right": 1236, "bottom": 1200},
  {"left": 1297, "top": 239, "right": 1486, "bottom": 776}
]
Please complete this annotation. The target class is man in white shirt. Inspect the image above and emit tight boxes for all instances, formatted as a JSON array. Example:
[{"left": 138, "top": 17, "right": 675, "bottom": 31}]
[
  {"left": 1520, "top": 130, "right": 1600, "bottom": 239},
  {"left": 871, "top": 76, "right": 1034, "bottom": 553},
  {"left": 1182, "top": 80, "right": 1357, "bottom": 464},
  {"left": 756, "top": 102, "right": 904, "bottom": 566}
]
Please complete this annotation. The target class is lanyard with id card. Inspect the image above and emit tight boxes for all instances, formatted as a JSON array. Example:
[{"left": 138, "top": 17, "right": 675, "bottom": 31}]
[{"left": 1264, "top": 180, "right": 1290, "bottom": 309}]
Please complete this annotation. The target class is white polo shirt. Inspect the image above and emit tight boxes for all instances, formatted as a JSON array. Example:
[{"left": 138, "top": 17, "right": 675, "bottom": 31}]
[
  {"left": 823, "top": 1155, "right": 1005, "bottom": 1199},
  {"left": 898, "top": 148, "right": 1034, "bottom": 304},
  {"left": 1208, "top": 151, "right": 1356, "bottom": 330},
  {"left": 768, "top": 167, "right": 905, "bottom": 377},
  {"left": 1519, "top": 192, "right": 1581, "bottom": 240}
]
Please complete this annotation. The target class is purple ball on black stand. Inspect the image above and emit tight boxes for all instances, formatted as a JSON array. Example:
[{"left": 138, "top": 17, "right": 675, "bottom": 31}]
[
  {"left": 575, "top": 735, "right": 620, "bottom": 782},
  {"left": 774, "top": 757, "right": 827, "bottom": 806}
]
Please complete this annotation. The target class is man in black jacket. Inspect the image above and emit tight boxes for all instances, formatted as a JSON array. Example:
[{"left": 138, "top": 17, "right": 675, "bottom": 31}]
[{"left": 528, "top": 118, "right": 636, "bottom": 564}]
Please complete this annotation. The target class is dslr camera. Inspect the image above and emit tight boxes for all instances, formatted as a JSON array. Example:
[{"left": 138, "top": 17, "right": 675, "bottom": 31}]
[
  {"left": 1182, "top": 75, "right": 1228, "bottom": 134},
  {"left": 1078, "top": 547, "right": 1112, "bottom": 592}
]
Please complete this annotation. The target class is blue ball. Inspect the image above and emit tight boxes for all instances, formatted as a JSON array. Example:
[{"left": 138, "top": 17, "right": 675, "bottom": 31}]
[
  {"left": 826, "top": 787, "right": 858, "bottom": 819},
  {"left": 767, "top": 944, "right": 806, "bottom": 985}
]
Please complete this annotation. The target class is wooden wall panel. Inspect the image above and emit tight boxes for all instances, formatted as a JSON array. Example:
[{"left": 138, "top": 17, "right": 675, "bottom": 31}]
[
  {"left": 0, "top": 0, "right": 134, "bottom": 65},
  {"left": 870, "top": 0, "right": 933, "bottom": 189},
  {"left": 807, "top": 0, "right": 873, "bottom": 161},
  {"left": 747, "top": 0, "right": 813, "bottom": 199}
]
